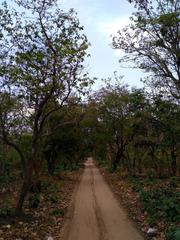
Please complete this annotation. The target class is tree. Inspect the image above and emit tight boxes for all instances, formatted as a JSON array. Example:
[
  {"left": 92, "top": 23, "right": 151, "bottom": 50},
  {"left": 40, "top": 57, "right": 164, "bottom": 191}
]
[
  {"left": 0, "top": 0, "right": 90, "bottom": 215},
  {"left": 0, "top": 92, "right": 27, "bottom": 174},
  {"left": 93, "top": 76, "right": 131, "bottom": 170},
  {"left": 125, "top": 88, "right": 151, "bottom": 175},
  {"left": 112, "top": 0, "right": 180, "bottom": 99},
  {"left": 150, "top": 96, "right": 180, "bottom": 176},
  {"left": 43, "top": 97, "right": 87, "bottom": 174}
]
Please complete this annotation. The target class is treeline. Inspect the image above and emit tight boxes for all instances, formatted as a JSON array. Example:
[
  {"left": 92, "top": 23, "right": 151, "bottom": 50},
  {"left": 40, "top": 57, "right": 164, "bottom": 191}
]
[{"left": 86, "top": 77, "right": 180, "bottom": 177}]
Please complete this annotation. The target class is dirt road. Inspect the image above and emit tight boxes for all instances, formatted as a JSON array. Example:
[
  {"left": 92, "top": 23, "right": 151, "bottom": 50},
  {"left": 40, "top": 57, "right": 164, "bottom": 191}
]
[{"left": 61, "top": 158, "right": 144, "bottom": 240}]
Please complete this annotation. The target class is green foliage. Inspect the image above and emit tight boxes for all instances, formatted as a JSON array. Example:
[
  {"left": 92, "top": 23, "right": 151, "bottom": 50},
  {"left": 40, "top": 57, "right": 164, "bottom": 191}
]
[
  {"left": 88, "top": 78, "right": 180, "bottom": 177},
  {"left": 0, "top": 0, "right": 180, "bottom": 221},
  {"left": 19, "top": 135, "right": 32, "bottom": 158},
  {"left": 92, "top": 76, "right": 132, "bottom": 170},
  {"left": 0, "top": 0, "right": 90, "bottom": 214},
  {"left": 130, "top": 178, "right": 145, "bottom": 192},
  {"left": 43, "top": 102, "right": 89, "bottom": 174},
  {"left": 147, "top": 168, "right": 157, "bottom": 180},
  {"left": 169, "top": 177, "right": 178, "bottom": 188},
  {"left": 139, "top": 184, "right": 180, "bottom": 225},
  {"left": 49, "top": 194, "right": 58, "bottom": 203},
  {"left": 0, "top": 202, "right": 13, "bottom": 218},
  {"left": 46, "top": 217, "right": 55, "bottom": 226},
  {"left": 42, "top": 179, "right": 59, "bottom": 203},
  {"left": 44, "top": 192, "right": 58, "bottom": 204},
  {"left": 41, "top": 180, "right": 52, "bottom": 191},
  {"left": 166, "top": 226, "right": 180, "bottom": 240},
  {"left": 49, "top": 208, "right": 64, "bottom": 217},
  {"left": 175, "top": 229, "right": 180, "bottom": 240},
  {"left": 28, "top": 193, "right": 40, "bottom": 209},
  {"left": 113, "top": 0, "right": 180, "bottom": 99}
]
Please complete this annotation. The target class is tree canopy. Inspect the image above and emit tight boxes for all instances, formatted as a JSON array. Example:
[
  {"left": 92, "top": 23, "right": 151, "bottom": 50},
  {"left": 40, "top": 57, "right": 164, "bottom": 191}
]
[
  {"left": 112, "top": 0, "right": 180, "bottom": 98},
  {"left": 0, "top": 0, "right": 90, "bottom": 214}
]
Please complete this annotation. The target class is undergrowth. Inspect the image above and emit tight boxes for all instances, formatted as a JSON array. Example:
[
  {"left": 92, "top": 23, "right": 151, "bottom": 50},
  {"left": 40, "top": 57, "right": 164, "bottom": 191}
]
[{"left": 128, "top": 176, "right": 180, "bottom": 240}]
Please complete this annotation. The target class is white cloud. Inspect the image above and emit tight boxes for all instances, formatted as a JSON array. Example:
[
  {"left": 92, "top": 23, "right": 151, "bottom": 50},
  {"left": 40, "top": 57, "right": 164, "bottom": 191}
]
[
  {"left": 97, "top": 16, "right": 131, "bottom": 36},
  {"left": 97, "top": 16, "right": 131, "bottom": 57},
  {"left": 114, "top": 49, "right": 124, "bottom": 57}
]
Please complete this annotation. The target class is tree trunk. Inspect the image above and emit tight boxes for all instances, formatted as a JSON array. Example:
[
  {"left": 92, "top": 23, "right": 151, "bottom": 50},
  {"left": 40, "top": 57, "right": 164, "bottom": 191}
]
[
  {"left": 112, "top": 148, "right": 123, "bottom": 171},
  {"left": 171, "top": 149, "right": 177, "bottom": 176},
  {"left": 132, "top": 147, "right": 137, "bottom": 176},
  {"left": 46, "top": 151, "right": 56, "bottom": 175},
  {"left": 15, "top": 161, "right": 33, "bottom": 215},
  {"left": 125, "top": 150, "right": 131, "bottom": 174},
  {"left": 112, "top": 157, "right": 118, "bottom": 171},
  {"left": 15, "top": 179, "right": 31, "bottom": 215}
]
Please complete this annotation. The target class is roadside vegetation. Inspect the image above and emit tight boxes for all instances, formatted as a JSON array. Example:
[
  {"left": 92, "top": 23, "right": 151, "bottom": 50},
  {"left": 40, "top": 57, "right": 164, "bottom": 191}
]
[{"left": 0, "top": 0, "right": 91, "bottom": 238}]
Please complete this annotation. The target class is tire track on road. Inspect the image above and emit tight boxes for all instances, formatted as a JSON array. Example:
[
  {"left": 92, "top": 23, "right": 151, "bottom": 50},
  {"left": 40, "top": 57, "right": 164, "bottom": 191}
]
[{"left": 90, "top": 165, "right": 108, "bottom": 240}]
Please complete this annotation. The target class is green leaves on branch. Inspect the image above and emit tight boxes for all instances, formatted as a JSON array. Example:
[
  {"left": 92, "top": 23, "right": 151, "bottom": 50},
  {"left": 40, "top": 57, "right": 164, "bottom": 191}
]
[
  {"left": 113, "top": 0, "right": 180, "bottom": 99},
  {"left": 0, "top": 0, "right": 91, "bottom": 214}
]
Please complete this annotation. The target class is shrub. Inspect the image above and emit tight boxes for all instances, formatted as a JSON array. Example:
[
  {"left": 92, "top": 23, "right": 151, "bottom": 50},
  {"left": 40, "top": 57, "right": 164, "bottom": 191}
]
[
  {"left": 49, "top": 194, "right": 58, "bottom": 203},
  {"left": 49, "top": 208, "right": 64, "bottom": 217},
  {"left": 169, "top": 177, "right": 178, "bottom": 188},
  {"left": 147, "top": 168, "right": 157, "bottom": 180},
  {"left": 28, "top": 193, "right": 40, "bottom": 208},
  {"left": 41, "top": 180, "right": 52, "bottom": 191},
  {"left": 139, "top": 184, "right": 180, "bottom": 225},
  {"left": 44, "top": 192, "right": 58, "bottom": 203},
  {"left": 0, "top": 203, "right": 13, "bottom": 218},
  {"left": 174, "top": 229, "right": 180, "bottom": 240},
  {"left": 166, "top": 225, "right": 180, "bottom": 240}
]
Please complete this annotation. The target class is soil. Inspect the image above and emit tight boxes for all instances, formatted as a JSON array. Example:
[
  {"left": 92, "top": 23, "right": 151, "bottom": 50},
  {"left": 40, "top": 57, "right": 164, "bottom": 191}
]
[
  {"left": 100, "top": 167, "right": 167, "bottom": 240},
  {"left": 0, "top": 168, "right": 82, "bottom": 240},
  {"left": 61, "top": 158, "right": 143, "bottom": 240}
]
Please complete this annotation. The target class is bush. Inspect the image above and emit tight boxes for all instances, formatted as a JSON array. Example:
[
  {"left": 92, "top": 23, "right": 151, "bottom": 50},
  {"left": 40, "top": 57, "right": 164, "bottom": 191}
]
[
  {"left": 128, "top": 176, "right": 156, "bottom": 193},
  {"left": 147, "top": 168, "right": 157, "bottom": 180},
  {"left": 28, "top": 193, "right": 40, "bottom": 208},
  {"left": 139, "top": 184, "right": 180, "bottom": 225},
  {"left": 49, "top": 208, "right": 64, "bottom": 217},
  {"left": 166, "top": 225, "right": 180, "bottom": 240},
  {"left": 169, "top": 177, "right": 178, "bottom": 188},
  {"left": 175, "top": 229, "right": 180, "bottom": 240},
  {"left": 44, "top": 192, "right": 58, "bottom": 203},
  {"left": 49, "top": 194, "right": 58, "bottom": 203},
  {"left": 41, "top": 180, "right": 52, "bottom": 191},
  {"left": 130, "top": 179, "right": 144, "bottom": 192},
  {"left": 0, "top": 203, "right": 13, "bottom": 218}
]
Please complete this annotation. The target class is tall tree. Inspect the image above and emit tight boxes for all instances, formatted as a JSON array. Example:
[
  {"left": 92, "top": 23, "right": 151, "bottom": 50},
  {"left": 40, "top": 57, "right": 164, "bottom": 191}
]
[
  {"left": 113, "top": 0, "right": 180, "bottom": 98},
  {"left": 94, "top": 77, "right": 131, "bottom": 170},
  {"left": 150, "top": 96, "right": 180, "bottom": 176},
  {"left": 0, "top": 0, "right": 90, "bottom": 214}
]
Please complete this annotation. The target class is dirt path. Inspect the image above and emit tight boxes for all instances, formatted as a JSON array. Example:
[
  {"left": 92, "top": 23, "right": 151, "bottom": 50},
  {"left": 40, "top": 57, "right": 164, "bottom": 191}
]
[{"left": 61, "top": 158, "right": 144, "bottom": 240}]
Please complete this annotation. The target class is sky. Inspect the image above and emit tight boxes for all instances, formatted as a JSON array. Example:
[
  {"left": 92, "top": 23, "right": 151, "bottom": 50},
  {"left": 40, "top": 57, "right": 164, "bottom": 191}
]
[{"left": 59, "top": 0, "right": 145, "bottom": 89}]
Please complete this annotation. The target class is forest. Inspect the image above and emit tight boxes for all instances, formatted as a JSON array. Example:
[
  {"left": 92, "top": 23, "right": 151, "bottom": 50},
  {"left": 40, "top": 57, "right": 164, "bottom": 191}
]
[{"left": 0, "top": 0, "right": 179, "bottom": 240}]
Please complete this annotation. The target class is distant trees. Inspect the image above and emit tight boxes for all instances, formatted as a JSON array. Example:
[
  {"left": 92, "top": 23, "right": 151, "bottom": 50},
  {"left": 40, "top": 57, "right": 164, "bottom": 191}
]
[
  {"left": 150, "top": 97, "right": 180, "bottom": 176},
  {"left": 88, "top": 76, "right": 180, "bottom": 176},
  {"left": 97, "top": 79, "right": 130, "bottom": 171},
  {"left": 43, "top": 98, "right": 88, "bottom": 174},
  {"left": 0, "top": 0, "right": 90, "bottom": 215}
]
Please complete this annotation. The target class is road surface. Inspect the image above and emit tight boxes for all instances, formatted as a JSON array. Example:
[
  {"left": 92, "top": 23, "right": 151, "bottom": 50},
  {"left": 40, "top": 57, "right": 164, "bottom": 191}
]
[{"left": 61, "top": 158, "right": 144, "bottom": 240}]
